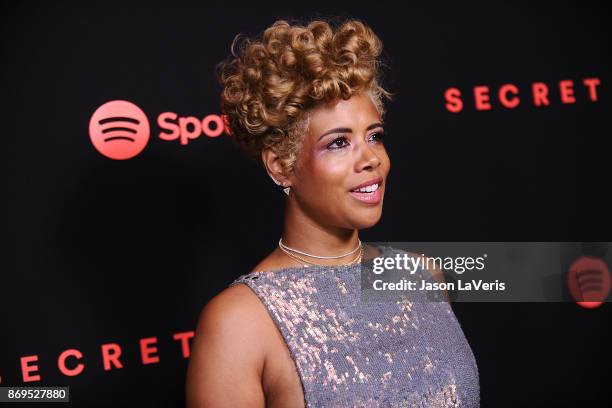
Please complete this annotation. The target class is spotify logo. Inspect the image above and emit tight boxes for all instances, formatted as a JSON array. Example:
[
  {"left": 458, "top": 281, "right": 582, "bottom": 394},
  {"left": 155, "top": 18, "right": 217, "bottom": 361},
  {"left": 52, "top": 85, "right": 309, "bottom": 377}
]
[
  {"left": 567, "top": 256, "right": 611, "bottom": 309},
  {"left": 89, "top": 100, "right": 151, "bottom": 160},
  {"left": 89, "top": 100, "right": 230, "bottom": 160}
]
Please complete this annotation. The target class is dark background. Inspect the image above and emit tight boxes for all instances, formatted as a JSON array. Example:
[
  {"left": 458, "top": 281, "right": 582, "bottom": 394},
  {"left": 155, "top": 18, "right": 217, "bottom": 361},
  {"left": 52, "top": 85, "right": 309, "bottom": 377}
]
[{"left": 1, "top": 1, "right": 610, "bottom": 406}]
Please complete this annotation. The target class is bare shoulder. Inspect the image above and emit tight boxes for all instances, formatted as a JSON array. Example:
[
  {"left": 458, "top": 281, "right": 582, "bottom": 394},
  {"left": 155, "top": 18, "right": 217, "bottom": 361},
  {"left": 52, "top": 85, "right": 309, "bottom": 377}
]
[
  {"left": 195, "top": 283, "right": 272, "bottom": 339},
  {"left": 186, "top": 284, "right": 272, "bottom": 407}
]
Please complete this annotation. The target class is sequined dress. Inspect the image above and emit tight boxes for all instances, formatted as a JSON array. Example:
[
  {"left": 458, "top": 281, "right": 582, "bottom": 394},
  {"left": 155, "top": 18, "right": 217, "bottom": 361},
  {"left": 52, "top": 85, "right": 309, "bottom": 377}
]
[{"left": 229, "top": 245, "right": 480, "bottom": 407}]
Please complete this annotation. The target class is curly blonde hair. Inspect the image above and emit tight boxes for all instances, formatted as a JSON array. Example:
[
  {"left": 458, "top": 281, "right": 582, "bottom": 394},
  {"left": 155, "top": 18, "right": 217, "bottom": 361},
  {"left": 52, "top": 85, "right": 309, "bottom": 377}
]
[{"left": 217, "top": 18, "right": 393, "bottom": 173}]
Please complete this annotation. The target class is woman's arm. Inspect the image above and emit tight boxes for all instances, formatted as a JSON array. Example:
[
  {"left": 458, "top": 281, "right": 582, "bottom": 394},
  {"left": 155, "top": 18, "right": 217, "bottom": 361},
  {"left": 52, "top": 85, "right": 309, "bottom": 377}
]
[{"left": 186, "top": 285, "right": 267, "bottom": 407}]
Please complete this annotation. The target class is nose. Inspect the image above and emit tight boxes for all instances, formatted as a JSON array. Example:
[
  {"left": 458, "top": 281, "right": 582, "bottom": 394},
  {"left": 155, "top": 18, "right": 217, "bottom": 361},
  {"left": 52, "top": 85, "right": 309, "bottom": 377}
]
[{"left": 355, "top": 142, "right": 381, "bottom": 172}]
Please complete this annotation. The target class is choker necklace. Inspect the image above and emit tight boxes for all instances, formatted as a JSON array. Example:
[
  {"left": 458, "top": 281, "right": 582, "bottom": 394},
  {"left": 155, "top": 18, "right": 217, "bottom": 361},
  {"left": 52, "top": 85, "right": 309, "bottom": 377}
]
[
  {"left": 279, "top": 243, "right": 363, "bottom": 267},
  {"left": 278, "top": 237, "right": 362, "bottom": 259}
]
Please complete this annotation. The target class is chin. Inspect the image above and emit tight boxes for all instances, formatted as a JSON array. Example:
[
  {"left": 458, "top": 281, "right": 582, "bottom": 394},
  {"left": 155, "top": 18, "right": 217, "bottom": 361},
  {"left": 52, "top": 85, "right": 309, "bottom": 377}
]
[{"left": 349, "top": 208, "right": 383, "bottom": 230}]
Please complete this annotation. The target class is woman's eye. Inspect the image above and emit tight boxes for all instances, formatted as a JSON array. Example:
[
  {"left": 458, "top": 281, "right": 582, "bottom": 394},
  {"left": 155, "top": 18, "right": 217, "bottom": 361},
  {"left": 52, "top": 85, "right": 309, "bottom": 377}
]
[
  {"left": 327, "top": 136, "right": 349, "bottom": 150},
  {"left": 369, "top": 131, "right": 385, "bottom": 143}
]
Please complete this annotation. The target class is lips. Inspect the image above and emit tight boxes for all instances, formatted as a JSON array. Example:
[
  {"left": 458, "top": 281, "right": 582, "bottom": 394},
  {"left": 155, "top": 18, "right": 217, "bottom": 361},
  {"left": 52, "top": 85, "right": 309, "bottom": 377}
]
[
  {"left": 350, "top": 177, "right": 383, "bottom": 192},
  {"left": 349, "top": 177, "right": 383, "bottom": 204}
]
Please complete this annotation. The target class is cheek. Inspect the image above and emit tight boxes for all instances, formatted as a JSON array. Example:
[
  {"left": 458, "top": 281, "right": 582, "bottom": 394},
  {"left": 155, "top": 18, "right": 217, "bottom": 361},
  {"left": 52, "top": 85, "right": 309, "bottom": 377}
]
[
  {"left": 307, "top": 152, "right": 351, "bottom": 195},
  {"left": 383, "top": 151, "right": 391, "bottom": 173},
  {"left": 376, "top": 146, "right": 391, "bottom": 175}
]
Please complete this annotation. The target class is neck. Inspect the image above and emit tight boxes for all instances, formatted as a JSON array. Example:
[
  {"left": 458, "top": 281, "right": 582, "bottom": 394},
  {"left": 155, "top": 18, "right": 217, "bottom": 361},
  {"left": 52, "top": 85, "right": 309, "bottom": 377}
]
[{"left": 281, "top": 195, "right": 360, "bottom": 265}]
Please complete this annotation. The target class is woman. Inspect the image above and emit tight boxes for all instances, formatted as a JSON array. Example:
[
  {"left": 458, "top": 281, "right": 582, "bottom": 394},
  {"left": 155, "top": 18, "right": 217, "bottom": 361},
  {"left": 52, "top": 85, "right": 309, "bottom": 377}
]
[{"left": 186, "top": 18, "right": 479, "bottom": 407}]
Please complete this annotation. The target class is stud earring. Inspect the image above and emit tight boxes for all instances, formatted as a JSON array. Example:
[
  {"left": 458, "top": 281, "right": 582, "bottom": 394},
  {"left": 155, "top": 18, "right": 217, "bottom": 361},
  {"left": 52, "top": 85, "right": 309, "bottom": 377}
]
[{"left": 269, "top": 175, "right": 291, "bottom": 196}]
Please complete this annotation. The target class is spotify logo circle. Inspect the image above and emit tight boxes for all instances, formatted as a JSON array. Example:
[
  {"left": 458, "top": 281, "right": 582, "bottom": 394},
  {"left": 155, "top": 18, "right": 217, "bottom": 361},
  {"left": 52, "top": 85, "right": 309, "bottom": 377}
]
[
  {"left": 89, "top": 100, "right": 150, "bottom": 160},
  {"left": 567, "top": 255, "right": 611, "bottom": 309}
]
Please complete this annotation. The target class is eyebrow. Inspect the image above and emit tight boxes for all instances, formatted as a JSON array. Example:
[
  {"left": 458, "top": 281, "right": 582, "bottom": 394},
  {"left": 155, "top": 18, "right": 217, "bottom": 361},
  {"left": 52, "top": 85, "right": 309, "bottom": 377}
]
[{"left": 317, "top": 122, "right": 384, "bottom": 142}]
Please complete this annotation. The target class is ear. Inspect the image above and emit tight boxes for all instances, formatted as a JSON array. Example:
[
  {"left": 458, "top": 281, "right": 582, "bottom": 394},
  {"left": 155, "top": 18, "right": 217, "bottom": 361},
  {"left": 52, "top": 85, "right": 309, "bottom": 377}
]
[{"left": 261, "top": 147, "right": 291, "bottom": 187}]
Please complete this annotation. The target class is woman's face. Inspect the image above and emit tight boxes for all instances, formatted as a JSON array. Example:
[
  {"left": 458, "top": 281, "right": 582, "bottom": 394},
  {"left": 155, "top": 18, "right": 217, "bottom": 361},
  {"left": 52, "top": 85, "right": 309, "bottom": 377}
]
[{"left": 290, "top": 91, "right": 391, "bottom": 230}]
